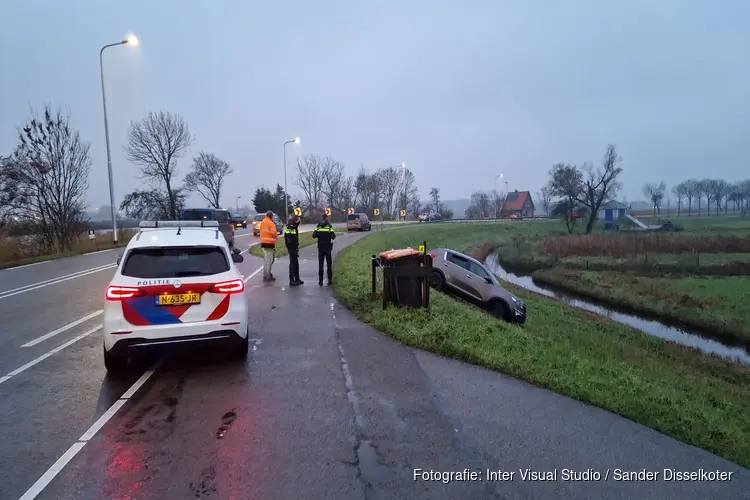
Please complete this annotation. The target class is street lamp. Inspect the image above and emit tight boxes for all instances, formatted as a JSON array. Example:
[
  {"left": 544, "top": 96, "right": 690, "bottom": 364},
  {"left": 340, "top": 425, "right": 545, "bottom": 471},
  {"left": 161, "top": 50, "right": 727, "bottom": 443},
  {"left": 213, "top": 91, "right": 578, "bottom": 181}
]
[
  {"left": 283, "top": 137, "right": 300, "bottom": 223},
  {"left": 494, "top": 174, "right": 504, "bottom": 218},
  {"left": 100, "top": 33, "right": 138, "bottom": 244},
  {"left": 236, "top": 196, "right": 241, "bottom": 212}
]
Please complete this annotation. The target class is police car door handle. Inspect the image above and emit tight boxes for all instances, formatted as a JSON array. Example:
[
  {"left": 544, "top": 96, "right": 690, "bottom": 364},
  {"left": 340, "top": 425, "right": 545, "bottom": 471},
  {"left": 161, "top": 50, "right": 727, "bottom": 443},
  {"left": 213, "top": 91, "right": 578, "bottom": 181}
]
[{"left": 466, "top": 274, "right": 472, "bottom": 278}]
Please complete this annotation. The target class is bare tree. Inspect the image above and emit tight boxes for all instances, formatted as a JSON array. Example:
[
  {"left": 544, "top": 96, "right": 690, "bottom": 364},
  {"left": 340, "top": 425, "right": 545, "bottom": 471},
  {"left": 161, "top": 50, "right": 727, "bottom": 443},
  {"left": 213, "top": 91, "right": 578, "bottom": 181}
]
[
  {"left": 295, "top": 154, "right": 326, "bottom": 216},
  {"left": 183, "top": 152, "right": 233, "bottom": 209},
  {"left": 125, "top": 111, "right": 194, "bottom": 220},
  {"left": 713, "top": 179, "right": 729, "bottom": 215},
  {"left": 683, "top": 178, "right": 698, "bottom": 215},
  {"left": 321, "top": 157, "right": 349, "bottom": 212},
  {"left": 575, "top": 145, "right": 623, "bottom": 233},
  {"left": 546, "top": 163, "right": 584, "bottom": 233},
  {"left": 2, "top": 106, "right": 90, "bottom": 251},
  {"left": 465, "top": 191, "right": 491, "bottom": 219},
  {"left": 536, "top": 186, "right": 553, "bottom": 215},
  {"left": 120, "top": 188, "right": 188, "bottom": 220},
  {"left": 642, "top": 181, "right": 667, "bottom": 216},
  {"left": 429, "top": 187, "right": 441, "bottom": 213},
  {"left": 671, "top": 182, "right": 686, "bottom": 216},
  {"left": 379, "top": 166, "right": 402, "bottom": 217}
]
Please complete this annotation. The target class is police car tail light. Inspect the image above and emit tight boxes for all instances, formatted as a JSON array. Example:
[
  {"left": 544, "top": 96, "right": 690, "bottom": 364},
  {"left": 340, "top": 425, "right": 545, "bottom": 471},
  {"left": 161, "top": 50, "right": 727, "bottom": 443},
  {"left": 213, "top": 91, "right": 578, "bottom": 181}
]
[
  {"left": 106, "top": 285, "right": 144, "bottom": 301},
  {"left": 209, "top": 279, "right": 245, "bottom": 294}
]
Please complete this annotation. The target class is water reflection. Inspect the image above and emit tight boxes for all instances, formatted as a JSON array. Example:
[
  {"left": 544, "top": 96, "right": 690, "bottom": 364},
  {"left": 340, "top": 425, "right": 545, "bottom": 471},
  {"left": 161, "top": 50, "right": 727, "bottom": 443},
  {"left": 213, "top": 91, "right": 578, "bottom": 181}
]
[{"left": 484, "top": 253, "right": 750, "bottom": 365}]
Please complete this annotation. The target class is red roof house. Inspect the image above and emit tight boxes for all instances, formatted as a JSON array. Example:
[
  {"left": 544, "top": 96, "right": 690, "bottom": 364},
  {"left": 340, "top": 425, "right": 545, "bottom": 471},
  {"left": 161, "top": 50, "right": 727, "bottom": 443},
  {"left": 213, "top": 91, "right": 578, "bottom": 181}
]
[{"left": 500, "top": 190, "right": 535, "bottom": 217}]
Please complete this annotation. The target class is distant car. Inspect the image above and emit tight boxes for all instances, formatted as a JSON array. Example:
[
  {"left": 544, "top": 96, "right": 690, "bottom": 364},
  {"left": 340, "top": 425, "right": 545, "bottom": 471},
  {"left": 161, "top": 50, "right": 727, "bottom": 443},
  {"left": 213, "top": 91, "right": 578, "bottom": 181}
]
[
  {"left": 251, "top": 213, "right": 284, "bottom": 236},
  {"left": 428, "top": 213, "right": 442, "bottom": 222},
  {"left": 418, "top": 213, "right": 429, "bottom": 222},
  {"left": 180, "top": 208, "right": 235, "bottom": 247},
  {"left": 346, "top": 212, "right": 372, "bottom": 231},
  {"left": 509, "top": 214, "right": 523, "bottom": 220},
  {"left": 103, "top": 220, "right": 249, "bottom": 375},
  {"left": 231, "top": 213, "right": 247, "bottom": 229},
  {"left": 428, "top": 248, "right": 526, "bottom": 323}
]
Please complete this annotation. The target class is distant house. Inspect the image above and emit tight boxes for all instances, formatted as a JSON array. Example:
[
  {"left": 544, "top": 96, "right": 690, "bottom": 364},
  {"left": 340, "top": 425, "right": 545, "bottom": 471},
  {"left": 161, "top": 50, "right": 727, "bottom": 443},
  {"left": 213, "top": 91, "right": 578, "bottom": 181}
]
[
  {"left": 598, "top": 200, "right": 629, "bottom": 221},
  {"left": 500, "top": 190, "right": 535, "bottom": 217}
]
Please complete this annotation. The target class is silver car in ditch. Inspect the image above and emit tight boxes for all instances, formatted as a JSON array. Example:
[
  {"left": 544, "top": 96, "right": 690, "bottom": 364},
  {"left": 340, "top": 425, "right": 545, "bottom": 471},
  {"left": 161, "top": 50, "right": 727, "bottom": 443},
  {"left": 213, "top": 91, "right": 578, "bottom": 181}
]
[{"left": 428, "top": 248, "right": 527, "bottom": 323}]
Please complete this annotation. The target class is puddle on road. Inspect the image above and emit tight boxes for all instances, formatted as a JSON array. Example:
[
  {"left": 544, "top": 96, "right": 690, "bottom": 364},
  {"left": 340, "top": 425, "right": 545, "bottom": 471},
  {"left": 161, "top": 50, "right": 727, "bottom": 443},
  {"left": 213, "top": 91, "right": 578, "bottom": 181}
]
[
  {"left": 485, "top": 253, "right": 750, "bottom": 364},
  {"left": 216, "top": 410, "right": 237, "bottom": 439},
  {"left": 357, "top": 440, "right": 392, "bottom": 484}
]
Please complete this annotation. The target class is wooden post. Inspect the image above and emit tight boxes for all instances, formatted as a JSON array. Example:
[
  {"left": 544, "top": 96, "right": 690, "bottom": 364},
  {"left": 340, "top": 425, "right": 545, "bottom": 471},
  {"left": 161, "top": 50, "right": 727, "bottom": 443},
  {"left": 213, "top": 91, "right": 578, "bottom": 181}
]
[
  {"left": 422, "top": 240, "right": 430, "bottom": 309},
  {"left": 382, "top": 268, "right": 388, "bottom": 310},
  {"left": 371, "top": 255, "right": 376, "bottom": 294}
]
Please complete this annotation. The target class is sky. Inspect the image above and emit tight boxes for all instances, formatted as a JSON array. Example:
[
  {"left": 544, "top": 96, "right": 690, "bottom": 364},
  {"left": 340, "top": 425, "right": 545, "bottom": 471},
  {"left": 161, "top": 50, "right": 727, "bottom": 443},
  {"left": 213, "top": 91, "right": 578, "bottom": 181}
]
[{"left": 1, "top": 0, "right": 748, "bottom": 211}]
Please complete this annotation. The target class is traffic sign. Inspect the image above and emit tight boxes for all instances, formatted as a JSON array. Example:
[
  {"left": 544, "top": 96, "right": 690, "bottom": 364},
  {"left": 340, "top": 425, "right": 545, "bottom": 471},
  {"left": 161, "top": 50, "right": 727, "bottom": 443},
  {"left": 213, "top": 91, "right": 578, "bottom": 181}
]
[
  {"left": 418, "top": 244, "right": 425, "bottom": 253},
  {"left": 348, "top": 207, "right": 354, "bottom": 215},
  {"left": 325, "top": 207, "right": 332, "bottom": 216},
  {"left": 293, "top": 207, "right": 302, "bottom": 217},
  {"left": 400, "top": 209, "right": 406, "bottom": 217},
  {"left": 88, "top": 229, "right": 96, "bottom": 240},
  {"left": 373, "top": 208, "right": 380, "bottom": 216}
]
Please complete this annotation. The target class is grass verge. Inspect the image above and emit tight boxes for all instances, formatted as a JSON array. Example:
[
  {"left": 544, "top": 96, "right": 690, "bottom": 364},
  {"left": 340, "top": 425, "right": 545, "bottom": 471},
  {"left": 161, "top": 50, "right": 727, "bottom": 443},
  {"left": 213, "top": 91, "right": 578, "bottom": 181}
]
[
  {"left": 0, "top": 230, "right": 136, "bottom": 270},
  {"left": 248, "top": 227, "right": 348, "bottom": 259},
  {"left": 533, "top": 268, "right": 750, "bottom": 345},
  {"left": 333, "top": 224, "right": 750, "bottom": 468}
]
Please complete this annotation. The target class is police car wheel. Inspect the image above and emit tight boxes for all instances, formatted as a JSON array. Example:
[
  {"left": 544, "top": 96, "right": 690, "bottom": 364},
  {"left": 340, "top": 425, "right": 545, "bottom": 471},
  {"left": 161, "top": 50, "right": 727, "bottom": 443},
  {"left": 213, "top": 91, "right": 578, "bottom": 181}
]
[
  {"left": 103, "top": 345, "right": 128, "bottom": 375},
  {"left": 230, "top": 335, "right": 249, "bottom": 360}
]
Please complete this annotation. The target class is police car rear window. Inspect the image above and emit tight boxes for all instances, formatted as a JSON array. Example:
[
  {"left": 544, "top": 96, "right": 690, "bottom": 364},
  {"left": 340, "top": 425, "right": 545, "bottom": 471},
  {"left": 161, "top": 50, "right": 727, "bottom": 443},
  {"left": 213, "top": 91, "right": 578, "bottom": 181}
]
[
  {"left": 122, "top": 246, "right": 230, "bottom": 279},
  {"left": 347, "top": 214, "right": 360, "bottom": 220},
  {"left": 254, "top": 215, "right": 264, "bottom": 221}
]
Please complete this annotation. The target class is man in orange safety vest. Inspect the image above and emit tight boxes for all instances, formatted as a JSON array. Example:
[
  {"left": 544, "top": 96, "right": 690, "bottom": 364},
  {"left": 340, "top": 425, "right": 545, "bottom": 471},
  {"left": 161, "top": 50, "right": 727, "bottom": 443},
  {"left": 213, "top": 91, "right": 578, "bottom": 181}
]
[{"left": 259, "top": 211, "right": 278, "bottom": 281}]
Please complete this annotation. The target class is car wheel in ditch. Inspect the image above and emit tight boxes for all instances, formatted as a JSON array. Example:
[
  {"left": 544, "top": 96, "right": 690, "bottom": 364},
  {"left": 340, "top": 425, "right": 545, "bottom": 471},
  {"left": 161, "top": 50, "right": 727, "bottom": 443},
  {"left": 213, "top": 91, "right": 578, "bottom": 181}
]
[
  {"left": 489, "top": 300, "right": 509, "bottom": 321},
  {"left": 430, "top": 270, "right": 445, "bottom": 290}
]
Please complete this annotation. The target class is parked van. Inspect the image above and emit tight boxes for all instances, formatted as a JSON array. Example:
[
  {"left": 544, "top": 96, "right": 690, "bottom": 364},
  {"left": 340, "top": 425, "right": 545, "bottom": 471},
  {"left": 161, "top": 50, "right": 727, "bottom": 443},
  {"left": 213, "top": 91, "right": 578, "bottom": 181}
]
[
  {"left": 347, "top": 212, "right": 372, "bottom": 231},
  {"left": 180, "top": 208, "right": 235, "bottom": 247}
]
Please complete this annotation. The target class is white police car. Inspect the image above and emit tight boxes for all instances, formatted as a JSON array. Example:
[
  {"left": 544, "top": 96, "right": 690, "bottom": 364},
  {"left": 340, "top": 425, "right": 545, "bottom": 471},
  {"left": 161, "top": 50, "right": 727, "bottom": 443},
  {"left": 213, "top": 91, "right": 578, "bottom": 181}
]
[{"left": 103, "top": 220, "right": 249, "bottom": 374}]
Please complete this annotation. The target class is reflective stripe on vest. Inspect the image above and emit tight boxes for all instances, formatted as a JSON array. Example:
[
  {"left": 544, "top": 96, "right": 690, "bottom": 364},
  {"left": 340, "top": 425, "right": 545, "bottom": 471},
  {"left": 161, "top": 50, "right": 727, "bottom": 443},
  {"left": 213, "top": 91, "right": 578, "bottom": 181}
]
[{"left": 316, "top": 227, "right": 334, "bottom": 232}]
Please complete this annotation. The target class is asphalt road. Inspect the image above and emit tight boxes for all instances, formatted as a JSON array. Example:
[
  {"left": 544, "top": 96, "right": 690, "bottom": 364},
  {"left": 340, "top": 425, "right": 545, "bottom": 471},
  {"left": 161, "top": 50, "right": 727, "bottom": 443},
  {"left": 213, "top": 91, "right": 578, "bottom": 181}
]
[{"left": 0, "top": 227, "right": 746, "bottom": 499}]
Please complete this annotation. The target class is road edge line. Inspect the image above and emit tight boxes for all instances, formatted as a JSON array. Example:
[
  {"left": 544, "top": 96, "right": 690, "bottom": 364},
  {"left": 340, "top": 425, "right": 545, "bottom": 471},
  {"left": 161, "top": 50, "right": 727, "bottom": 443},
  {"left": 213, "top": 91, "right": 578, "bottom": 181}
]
[{"left": 21, "top": 310, "right": 104, "bottom": 348}]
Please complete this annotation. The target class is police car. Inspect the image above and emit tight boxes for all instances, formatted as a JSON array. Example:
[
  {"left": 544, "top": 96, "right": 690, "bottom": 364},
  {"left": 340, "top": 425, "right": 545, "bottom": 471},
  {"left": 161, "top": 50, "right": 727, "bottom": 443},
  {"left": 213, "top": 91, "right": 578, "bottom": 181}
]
[{"left": 103, "top": 220, "right": 249, "bottom": 374}]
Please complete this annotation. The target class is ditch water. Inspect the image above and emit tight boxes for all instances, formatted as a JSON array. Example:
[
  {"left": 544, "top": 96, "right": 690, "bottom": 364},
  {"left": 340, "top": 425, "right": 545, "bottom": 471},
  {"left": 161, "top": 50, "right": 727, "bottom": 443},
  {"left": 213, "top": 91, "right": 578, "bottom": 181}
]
[{"left": 484, "top": 252, "right": 750, "bottom": 365}]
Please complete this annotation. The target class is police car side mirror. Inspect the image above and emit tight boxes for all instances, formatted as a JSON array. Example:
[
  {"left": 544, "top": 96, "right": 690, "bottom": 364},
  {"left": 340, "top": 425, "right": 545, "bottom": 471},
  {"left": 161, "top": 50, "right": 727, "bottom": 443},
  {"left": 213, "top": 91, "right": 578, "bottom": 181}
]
[
  {"left": 484, "top": 276, "right": 492, "bottom": 284},
  {"left": 116, "top": 254, "right": 122, "bottom": 265},
  {"left": 231, "top": 247, "right": 241, "bottom": 255},
  {"left": 232, "top": 253, "right": 244, "bottom": 263}
]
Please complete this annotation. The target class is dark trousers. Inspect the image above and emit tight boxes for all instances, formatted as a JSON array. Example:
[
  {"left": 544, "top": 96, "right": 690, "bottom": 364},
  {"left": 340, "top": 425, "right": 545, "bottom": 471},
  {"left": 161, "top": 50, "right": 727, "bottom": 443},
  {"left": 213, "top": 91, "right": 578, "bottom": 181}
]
[
  {"left": 288, "top": 249, "right": 300, "bottom": 281},
  {"left": 318, "top": 249, "right": 332, "bottom": 283}
]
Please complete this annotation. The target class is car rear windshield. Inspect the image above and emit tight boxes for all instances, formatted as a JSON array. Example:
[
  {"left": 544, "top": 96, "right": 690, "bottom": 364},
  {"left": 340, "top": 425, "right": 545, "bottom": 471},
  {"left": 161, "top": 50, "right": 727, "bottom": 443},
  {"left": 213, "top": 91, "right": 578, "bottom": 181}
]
[
  {"left": 254, "top": 215, "right": 264, "bottom": 221},
  {"left": 122, "top": 246, "right": 230, "bottom": 278},
  {"left": 347, "top": 214, "right": 360, "bottom": 220},
  {"left": 182, "top": 209, "right": 213, "bottom": 221}
]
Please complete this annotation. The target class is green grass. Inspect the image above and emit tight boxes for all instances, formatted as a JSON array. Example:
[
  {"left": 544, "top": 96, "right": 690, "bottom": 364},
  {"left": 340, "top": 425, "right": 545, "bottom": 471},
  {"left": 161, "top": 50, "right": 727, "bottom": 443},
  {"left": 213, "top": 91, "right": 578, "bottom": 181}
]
[
  {"left": 333, "top": 223, "right": 750, "bottom": 468},
  {"left": 533, "top": 268, "right": 750, "bottom": 345},
  {"left": 248, "top": 227, "right": 347, "bottom": 258},
  {"left": 0, "top": 230, "right": 135, "bottom": 269}
]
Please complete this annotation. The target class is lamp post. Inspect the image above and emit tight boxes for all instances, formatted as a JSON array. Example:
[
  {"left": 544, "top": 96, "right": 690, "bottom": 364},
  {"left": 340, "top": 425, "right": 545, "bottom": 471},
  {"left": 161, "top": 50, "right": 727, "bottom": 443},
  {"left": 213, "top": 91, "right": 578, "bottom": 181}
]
[
  {"left": 236, "top": 196, "right": 241, "bottom": 212},
  {"left": 100, "top": 34, "right": 138, "bottom": 244},
  {"left": 283, "top": 137, "right": 300, "bottom": 223},
  {"left": 395, "top": 163, "right": 406, "bottom": 219},
  {"left": 494, "top": 173, "right": 504, "bottom": 218}
]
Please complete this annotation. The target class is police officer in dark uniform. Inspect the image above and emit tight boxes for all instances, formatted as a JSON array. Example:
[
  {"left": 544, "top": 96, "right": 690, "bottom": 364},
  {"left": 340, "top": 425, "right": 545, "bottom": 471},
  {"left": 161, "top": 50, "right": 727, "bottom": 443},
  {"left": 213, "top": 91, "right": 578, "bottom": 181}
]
[
  {"left": 312, "top": 213, "right": 336, "bottom": 286},
  {"left": 285, "top": 215, "right": 304, "bottom": 286}
]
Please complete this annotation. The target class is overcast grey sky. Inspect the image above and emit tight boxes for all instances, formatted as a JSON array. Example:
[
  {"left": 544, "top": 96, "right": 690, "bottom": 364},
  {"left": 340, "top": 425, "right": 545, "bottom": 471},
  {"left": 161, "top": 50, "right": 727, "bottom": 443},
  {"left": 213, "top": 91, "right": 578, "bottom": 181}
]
[{"left": 1, "top": 0, "right": 748, "bottom": 210}]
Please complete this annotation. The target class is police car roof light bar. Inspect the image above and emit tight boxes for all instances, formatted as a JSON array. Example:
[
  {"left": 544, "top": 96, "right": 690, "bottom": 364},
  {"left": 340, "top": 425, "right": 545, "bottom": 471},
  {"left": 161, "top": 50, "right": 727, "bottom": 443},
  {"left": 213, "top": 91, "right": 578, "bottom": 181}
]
[{"left": 139, "top": 220, "right": 219, "bottom": 229}]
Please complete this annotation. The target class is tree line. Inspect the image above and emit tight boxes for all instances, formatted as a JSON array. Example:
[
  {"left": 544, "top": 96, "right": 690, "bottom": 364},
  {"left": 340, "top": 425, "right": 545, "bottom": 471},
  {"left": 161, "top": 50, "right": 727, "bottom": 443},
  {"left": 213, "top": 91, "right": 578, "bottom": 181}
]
[
  {"left": 0, "top": 106, "right": 236, "bottom": 252},
  {"left": 643, "top": 179, "right": 750, "bottom": 217}
]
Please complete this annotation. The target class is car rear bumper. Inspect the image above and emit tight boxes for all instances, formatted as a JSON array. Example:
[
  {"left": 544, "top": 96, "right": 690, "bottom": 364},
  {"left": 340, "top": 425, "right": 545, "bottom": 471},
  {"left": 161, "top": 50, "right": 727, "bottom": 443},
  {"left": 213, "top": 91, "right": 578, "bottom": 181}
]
[{"left": 106, "top": 329, "right": 247, "bottom": 358}]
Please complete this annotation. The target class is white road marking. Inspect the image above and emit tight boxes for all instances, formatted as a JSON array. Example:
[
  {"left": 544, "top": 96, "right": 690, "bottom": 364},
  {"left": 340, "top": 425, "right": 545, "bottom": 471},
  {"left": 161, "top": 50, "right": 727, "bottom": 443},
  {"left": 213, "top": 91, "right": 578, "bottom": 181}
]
[
  {"left": 3, "top": 248, "right": 118, "bottom": 272},
  {"left": 243, "top": 266, "right": 264, "bottom": 283},
  {"left": 3, "top": 260, "right": 51, "bottom": 270},
  {"left": 0, "top": 326, "right": 101, "bottom": 386},
  {"left": 18, "top": 363, "right": 160, "bottom": 500},
  {"left": 21, "top": 310, "right": 104, "bottom": 347},
  {"left": 0, "top": 263, "right": 116, "bottom": 301}
]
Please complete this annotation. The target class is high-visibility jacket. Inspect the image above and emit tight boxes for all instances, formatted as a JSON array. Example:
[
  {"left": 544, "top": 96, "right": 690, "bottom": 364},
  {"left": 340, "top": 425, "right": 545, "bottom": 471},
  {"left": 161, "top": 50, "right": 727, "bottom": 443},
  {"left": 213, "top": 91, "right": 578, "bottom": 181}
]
[{"left": 260, "top": 217, "right": 278, "bottom": 248}]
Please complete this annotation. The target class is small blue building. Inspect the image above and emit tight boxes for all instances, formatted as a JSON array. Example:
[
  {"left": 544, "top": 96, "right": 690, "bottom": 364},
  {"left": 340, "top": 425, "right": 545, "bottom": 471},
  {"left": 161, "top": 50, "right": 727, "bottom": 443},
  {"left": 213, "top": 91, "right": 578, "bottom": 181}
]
[{"left": 598, "top": 200, "right": 629, "bottom": 222}]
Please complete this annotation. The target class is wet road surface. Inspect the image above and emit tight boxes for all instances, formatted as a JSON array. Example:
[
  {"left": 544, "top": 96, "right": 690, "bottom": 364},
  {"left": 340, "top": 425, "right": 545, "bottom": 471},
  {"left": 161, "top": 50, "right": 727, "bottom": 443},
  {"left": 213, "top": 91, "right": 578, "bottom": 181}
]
[{"left": 0, "top": 229, "right": 747, "bottom": 499}]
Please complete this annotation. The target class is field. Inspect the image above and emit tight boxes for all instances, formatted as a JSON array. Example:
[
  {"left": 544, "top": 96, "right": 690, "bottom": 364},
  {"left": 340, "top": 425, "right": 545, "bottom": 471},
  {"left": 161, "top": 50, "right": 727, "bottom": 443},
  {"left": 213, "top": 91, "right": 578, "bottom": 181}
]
[
  {"left": 488, "top": 216, "right": 750, "bottom": 344},
  {"left": 248, "top": 227, "right": 348, "bottom": 259},
  {"left": 0, "top": 229, "right": 136, "bottom": 269},
  {"left": 333, "top": 222, "right": 750, "bottom": 468}
]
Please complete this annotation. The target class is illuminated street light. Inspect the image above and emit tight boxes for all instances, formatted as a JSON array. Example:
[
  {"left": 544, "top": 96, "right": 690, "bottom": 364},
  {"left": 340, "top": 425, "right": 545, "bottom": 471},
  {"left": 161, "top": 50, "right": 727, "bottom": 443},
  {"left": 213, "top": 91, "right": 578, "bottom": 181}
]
[
  {"left": 284, "top": 137, "right": 301, "bottom": 222},
  {"left": 99, "top": 33, "right": 139, "bottom": 244}
]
